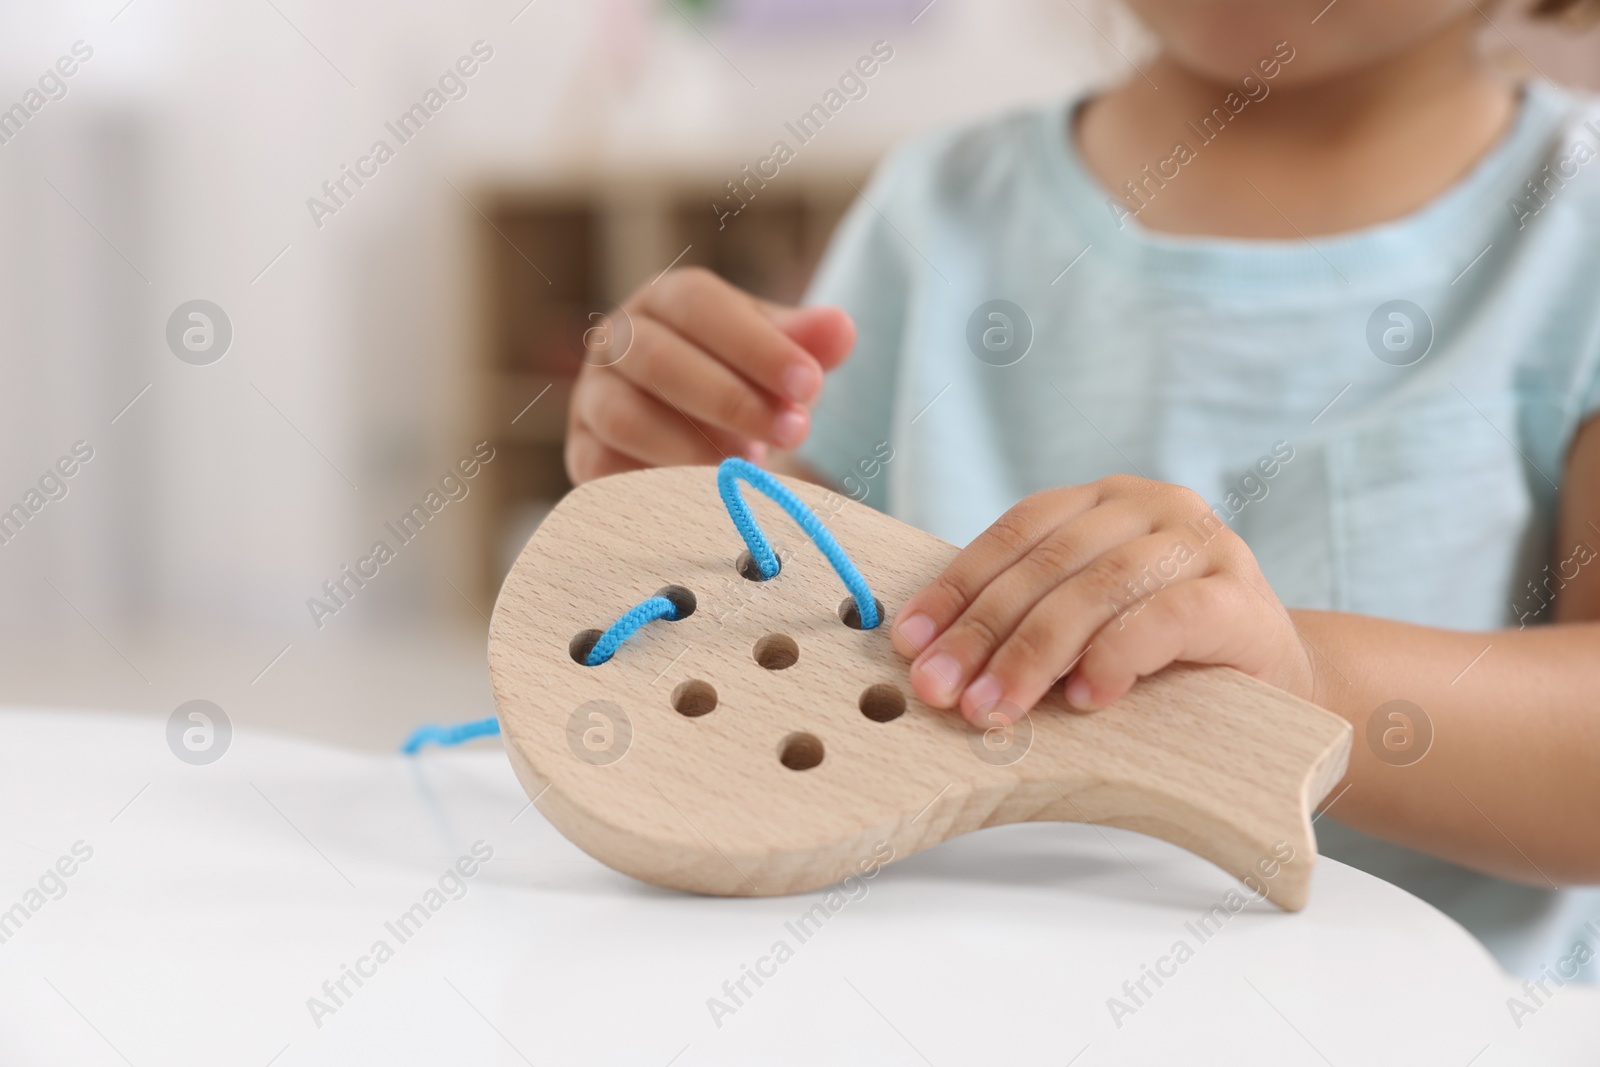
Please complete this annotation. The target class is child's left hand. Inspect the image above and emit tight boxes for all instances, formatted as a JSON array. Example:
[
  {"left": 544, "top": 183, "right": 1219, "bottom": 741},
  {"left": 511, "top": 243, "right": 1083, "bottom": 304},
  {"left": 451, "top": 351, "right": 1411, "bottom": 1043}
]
[{"left": 888, "top": 476, "right": 1317, "bottom": 725}]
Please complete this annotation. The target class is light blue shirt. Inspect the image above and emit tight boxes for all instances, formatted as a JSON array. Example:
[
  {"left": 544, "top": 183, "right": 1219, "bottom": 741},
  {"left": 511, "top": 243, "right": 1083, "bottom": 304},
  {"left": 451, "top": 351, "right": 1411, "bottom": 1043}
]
[{"left": 798, "top": 80, "right": 1600, "bottom": 981}]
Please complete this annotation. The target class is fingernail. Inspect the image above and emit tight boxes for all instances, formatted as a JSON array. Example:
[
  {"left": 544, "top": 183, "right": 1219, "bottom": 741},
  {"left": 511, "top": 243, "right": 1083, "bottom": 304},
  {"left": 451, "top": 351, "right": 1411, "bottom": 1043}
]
[
  {"left": 782, "top": 362, "right": 820, "bottom": 404},
  {"left": 772, "top": 409, "right": 808, "bottom": 448},
  {"left": 963, "top": 673, "right": 1002, "bottom": 716},
  {"left": 1066, "top": 675, "right": 1095, "bottom": 710},
  {"left": 895, "top": 613, "right": 935, "bottom": 652},
  {"left": 916, "top": 652, "right": 963, "bottom": 701},
  {"left": 744, "top": 441, "right": 768, "bottom": 464}
]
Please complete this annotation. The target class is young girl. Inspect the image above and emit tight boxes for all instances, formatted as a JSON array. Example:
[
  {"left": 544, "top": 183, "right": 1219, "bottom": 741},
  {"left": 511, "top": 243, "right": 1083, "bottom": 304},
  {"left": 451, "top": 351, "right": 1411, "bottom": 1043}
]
[{"left": 565, "top": 0, "right": 1600, "bottom": 981}]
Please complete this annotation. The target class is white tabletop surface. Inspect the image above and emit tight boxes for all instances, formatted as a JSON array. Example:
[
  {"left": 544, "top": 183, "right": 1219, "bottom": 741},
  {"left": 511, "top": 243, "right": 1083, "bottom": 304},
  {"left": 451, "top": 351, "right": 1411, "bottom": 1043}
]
[{"left": 1, "top": 708, "right": 1595, "bottom": 1066}]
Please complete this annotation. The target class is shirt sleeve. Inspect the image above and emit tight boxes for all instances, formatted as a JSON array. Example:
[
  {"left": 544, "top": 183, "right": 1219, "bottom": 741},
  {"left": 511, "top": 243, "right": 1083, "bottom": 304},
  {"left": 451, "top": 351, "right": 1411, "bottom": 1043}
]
[{"left": 794, "top": 150, "right": 916, "bottom": 497}]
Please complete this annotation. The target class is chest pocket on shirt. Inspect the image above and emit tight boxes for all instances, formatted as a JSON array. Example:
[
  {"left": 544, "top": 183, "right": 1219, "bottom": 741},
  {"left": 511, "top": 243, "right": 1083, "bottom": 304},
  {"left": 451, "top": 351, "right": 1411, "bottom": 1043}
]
[{"left": 1323, "top": 399, "right": 1537, "bottom": 630}]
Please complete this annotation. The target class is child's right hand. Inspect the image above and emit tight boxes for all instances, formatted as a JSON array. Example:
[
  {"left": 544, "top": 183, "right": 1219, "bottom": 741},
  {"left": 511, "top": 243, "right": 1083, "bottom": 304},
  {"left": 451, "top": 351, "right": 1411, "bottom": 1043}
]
[{"left": 565, "top": 267, "right": 855, "bottom": 483}]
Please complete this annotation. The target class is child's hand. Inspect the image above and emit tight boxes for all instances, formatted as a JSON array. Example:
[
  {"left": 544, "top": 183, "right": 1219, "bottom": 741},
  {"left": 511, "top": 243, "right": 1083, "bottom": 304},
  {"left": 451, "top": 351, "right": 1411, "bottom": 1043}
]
[
  {"left": 566, "top": 268, "right": 855, "bottom": 483},
  {"left": 889, "top": 476, "right": 1316, "bottom": 725}
]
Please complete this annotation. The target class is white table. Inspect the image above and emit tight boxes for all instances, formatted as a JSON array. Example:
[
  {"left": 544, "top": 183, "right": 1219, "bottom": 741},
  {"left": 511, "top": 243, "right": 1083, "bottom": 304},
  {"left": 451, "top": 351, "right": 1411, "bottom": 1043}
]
[{"left": 1, "top": 708, "right": 1595, "bottom": 1066}]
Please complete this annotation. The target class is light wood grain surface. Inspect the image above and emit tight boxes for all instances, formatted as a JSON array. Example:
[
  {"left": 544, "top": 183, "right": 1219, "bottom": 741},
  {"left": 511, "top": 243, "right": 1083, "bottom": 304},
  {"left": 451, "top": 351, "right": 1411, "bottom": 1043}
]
[{"left": 489, "top": 467, "right": 1351, "bottom": 910}]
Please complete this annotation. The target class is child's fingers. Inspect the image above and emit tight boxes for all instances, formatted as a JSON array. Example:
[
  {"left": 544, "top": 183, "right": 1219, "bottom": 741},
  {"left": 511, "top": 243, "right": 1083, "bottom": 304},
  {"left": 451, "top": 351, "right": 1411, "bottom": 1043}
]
[
  {"left": 943, "top": 531, "right": 1198, "bottom": 722},
  {"left": 900, "top": 500, "right": 1154, "bottom": 704},
  {"left": 761, "top": 303, "right": 856, "bottom": 370},
  {"left": 572, "top": 371, "right": 751, "bottom": 467},
  {"left": 617, "top": 318, "right": 808, "bottom": 448},
  {"left": 639, "top": 268, "right": 826, "bottom": 405},
  {"left": 891, "top": 486, "right": 1099, "bottom": 660},
  {"left": 1063, "top": 575, "right": 1252, "bottom": 712}
]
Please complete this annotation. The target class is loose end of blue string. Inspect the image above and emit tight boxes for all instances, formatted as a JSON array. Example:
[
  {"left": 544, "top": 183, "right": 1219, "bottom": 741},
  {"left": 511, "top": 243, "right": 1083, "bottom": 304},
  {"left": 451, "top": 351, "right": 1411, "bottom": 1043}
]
[
  {"left": 400, "top": 595, "right": 683, "bottom": 751},
  {"left": 402, "top": 461, "right": 882, "bottom": 751},
  {"left": 400, "top": 715, "right": 501, "bottom": 754}
]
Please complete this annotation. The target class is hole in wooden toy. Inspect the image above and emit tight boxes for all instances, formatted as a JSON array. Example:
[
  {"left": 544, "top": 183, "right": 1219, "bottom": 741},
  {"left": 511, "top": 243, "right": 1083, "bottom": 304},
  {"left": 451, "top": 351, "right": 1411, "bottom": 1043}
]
[
  {"left": 737, "top": 550, "right": 781, "bottom": 582},
  {"left": 859, "top": 683, "right": 906, "bottom": 723},
  {"left": 569, "top": 629, "right": 603, "bottom": 664},
  {"left": 655, "top": 585, "right": 697, "bottom": 619},
  {"left": 672, "top": 679, "right": 717, "bottom": 717},
  {"left": 754, "top": 633, "right": 799, "bottom": 670},
  {"left": 838, "top": 596, "right": 886, "bottom": 630},
  {"left": 779, "top": 732, "right": 824, "bottom": 771}
]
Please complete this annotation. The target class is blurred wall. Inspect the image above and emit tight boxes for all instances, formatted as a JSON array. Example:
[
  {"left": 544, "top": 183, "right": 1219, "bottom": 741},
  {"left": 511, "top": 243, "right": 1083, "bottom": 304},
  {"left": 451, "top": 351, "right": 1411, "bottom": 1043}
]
[{"left": 0, "top": 0, "right": 1139, "bottom": 649}]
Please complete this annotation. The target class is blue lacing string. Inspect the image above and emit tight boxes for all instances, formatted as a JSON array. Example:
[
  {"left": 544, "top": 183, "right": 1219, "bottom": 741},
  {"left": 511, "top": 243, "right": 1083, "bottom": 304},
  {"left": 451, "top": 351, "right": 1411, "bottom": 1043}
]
[
  {"left": 402, "top": 459, "right": 879, "bottom": 753},
  {"left": 399, "top": 593, "right": 680, "bottom": 753},
  {"left": 401, "top": 716, "right": 501, "bottom": 754},
  {"left": 583, "top": 595, "right": 680, "bottom": 665},
  {"left": 717, "top": 457, "right": 879, "bottom": 629}
]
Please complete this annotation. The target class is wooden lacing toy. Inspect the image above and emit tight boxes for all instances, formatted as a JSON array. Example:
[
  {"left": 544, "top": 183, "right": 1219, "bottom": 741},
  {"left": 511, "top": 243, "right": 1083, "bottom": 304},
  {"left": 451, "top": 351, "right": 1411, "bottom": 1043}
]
[{"left": 422, "top": 460, "right": 1351, "bottom": 910}]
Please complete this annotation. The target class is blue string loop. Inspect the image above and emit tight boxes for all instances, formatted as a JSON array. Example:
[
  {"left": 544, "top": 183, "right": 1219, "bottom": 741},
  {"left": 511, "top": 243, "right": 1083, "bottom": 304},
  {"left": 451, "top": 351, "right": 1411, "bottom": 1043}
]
[{"left": 717, "top": 457, "right": 879, "bottom": 629}]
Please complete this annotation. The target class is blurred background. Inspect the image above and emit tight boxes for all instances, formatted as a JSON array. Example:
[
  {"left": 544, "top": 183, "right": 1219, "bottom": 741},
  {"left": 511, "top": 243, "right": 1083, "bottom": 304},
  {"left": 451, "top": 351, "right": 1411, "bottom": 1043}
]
[{"left": 0, "top": 0, "right": 1593, "bottom": 749}]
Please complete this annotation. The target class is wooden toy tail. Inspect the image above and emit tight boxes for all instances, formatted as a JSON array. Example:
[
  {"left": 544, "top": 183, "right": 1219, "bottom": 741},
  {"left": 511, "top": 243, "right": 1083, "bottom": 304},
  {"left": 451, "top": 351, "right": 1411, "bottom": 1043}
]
[
  {"left": 1015, "top": 665, "right": 1353, "bottom": 912},
  {"left": 1030, "top": 726, "right": 1351, "bottom": 912},
  {"left": 847, "top": 665, "right": 1353, "bottom": 912}
]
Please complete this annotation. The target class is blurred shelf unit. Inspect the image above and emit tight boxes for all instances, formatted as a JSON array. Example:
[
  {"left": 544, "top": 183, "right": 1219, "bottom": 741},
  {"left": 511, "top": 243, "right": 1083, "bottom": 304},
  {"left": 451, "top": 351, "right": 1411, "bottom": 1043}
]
[{"left": 472, "top": 166, "right": 869, "bottom": 590}]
